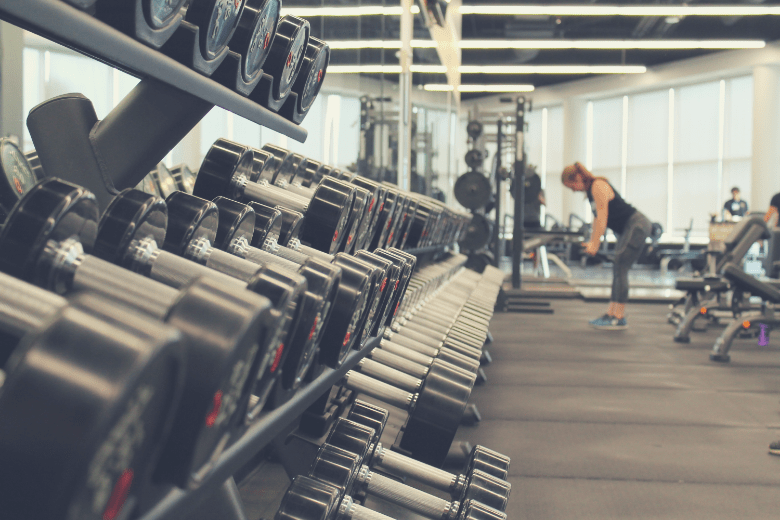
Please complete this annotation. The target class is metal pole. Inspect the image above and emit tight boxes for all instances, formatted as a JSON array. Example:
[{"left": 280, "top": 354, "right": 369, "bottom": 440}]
[
  {"left": 493, "top": 118, "right": 502, "bottom": 267},
  {"left": 398, "top": 0, "right": 413, "bottom": 191},
  {"left": 512, "top": 98, "right": 526, "bottom": 289}
]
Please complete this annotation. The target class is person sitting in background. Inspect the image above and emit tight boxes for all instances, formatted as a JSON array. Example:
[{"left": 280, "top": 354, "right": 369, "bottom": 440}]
[
  {"left": 724, "top": 187, "right": 748, "bottom": 221},
  {"left": 764, "top": 192, "right": 780, "bottom": 227},
  {"left": 561, "top": 162, "right": 652, "bottom": 330}
]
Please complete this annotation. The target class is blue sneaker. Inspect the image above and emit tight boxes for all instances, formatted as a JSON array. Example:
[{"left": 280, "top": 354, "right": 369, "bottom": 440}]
[{"left": 589, "top": 314, "right": 628, "bottom": 330}]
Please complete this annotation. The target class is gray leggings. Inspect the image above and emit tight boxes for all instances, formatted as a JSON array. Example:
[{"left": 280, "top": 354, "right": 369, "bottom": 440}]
[{"left": 612, "top": 211, "right": 652, "bottom": 303}]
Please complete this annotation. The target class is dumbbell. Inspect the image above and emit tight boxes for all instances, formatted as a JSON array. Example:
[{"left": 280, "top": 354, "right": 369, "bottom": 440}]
[
  {"left": 390, "top": 196, "right": 419, "bottom": 250},
  {"left": 93, "top": 189, "right": 308, "bottom": 420},
  {"left": 308, "top": 442, "right": 509, "bottom": 520},
  {"left": 170, "top": 163, "right": 197, "bottom": 193},
  {"left": 0, "top": 179, "right": 275, "bottom": 487},
  {"left": 193, "top": 139, "right": 355, "bottom": 254},
  {"left": 277, "top": 475, "right": 506, "bottom": 520},
  {"left": 340, "top": 356, "right": 476, "bottom": 465},
  {"left": 256, "top": 146, "right": 377, "bottom": 255},
  {"left": 346, "top": 401, "right": 510, "bottom": 494},
  {"left": 278, "top": 36, "right": 330, "bottom": 124},
  {"left": 238, "top": 200, "right": 393, "bottom": 358},
  {"left": 251, "top": 146, "right": 365, "bottom": 254},
  {"left": 161, "top": 192, "right": 338, "bottom": 397},
  {"left": 0, "top": 138, "right": 37, "bottom": 222},
  {"left": 228, "top": 0, "right": 281, "bottom": 85},
  {"left": 0, "top": 275, "right": 186, "bottom": 520},
  {"left": 328, "top": 408, "right": 510, "bottom": 508}
]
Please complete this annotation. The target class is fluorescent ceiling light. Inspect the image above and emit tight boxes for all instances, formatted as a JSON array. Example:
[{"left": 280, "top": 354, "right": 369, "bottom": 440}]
[
  {"left": 326, "top": 39, "right": 764, "bottom": 51},
  {"left": 282, "top": 6, "right": 420, "bottom": 17},
  {"left": 327, "top": 40, "right": 438, "bottom": 50},
  {"left": 424, "top": 84, "right": 536, "bottom": 92},
  {"left": 457, "top": 5, "right": 780, "bottom": 16},
  {"left": 329, "top": 65, "right": 645, "bottom": 74},
  {"left": 328, "top": 65, "right": 403, "bottom": 74},
  {"left": 459, "top": 65, "right": 647, "bottom": 74},
  {"left": 461, "top": 39, "right": 766, "bottom": 50}
]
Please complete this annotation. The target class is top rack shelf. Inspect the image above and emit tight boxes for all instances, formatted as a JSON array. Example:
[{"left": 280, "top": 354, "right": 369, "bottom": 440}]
[{"left": 0, "top": 0, "right": 307, "bottom": 142}]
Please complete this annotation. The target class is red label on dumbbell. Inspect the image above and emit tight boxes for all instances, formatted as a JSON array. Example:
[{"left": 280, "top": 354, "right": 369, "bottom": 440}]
[
  {"left": 205, "top": 390, "right": 223, "bottom": 427},
  {"left": 317, "top": 69, "right": 323, "bottom": 82},
  {"left": 387, "top": 219, "right": 392, "bottom": 230},
  {"left": 103, "top": 469, "right": 134, "bottom": 520},
  {"left": 379, "top": 202, "right": 385, "bottom": 212},
  {"left": 394, "top": 302, "right": 400, "bottom": 315},
  {"left": 380, "top": 278, "right": 387, "bottom": 292},
  {"left": 264, "top": 33, "right": 270, "bottom": 49},
  {"left": 14, "top": 177, "right": 22, "bottom": 194},
  {"left": 388, "top": 231, "right": 394, "bottom": 243},
  {"left": 309, "top": 317, "right": 318, "bottom": 340},
  {"left": 342, "top": 332, "right": 351, "bottom": 347},
  {"left": 394, "top": 280, "right": 399, "bottom": 291},
  {"left": 270, "top": 343, "right": 284, "bottom": 372},
  {"left": 347, "top": 234, "right": 353, "bottom": 245},
  {"left": 333, "top": 230, "right": 339, "bottom": 242},
  {"left": 368, "top": 198, "right": 375, "bottom": 212},
  {"left": 286, "top": 52, "right": 293, "bottom": 67}
]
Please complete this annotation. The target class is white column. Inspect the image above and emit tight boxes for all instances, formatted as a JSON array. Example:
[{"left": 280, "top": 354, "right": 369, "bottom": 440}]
[
  {"left": 561, "top": 98, "right": 588, "bottom": 222},
  {"left": 0, "top": 21, "right": 25, "bottom": 143},
  {"left": 397, "top": 0, "right": 413, "bottom": 191},
  {"left": 751, "top": 65, "right": 780, "bottom": 210}
]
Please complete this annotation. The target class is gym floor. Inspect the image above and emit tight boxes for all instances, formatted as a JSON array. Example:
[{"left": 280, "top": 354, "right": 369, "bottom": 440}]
[
  {"left": 461, "top": 295, "right": 780, "bottom": 519},
  {"left": 238, "top": 274, "right": 780, "bottom": 520}
]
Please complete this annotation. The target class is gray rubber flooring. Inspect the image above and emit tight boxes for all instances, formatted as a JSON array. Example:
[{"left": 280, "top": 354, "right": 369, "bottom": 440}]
[{"left": 459, "top": 298, "right": 780, "bottom": 519}]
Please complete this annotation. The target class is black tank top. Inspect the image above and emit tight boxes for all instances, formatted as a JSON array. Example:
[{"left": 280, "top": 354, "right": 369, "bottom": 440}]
[{"left": 587, "top": 179, "right": 636, "bottom": 234}]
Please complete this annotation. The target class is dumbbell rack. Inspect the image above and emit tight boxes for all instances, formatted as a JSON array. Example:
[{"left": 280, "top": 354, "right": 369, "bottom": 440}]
[
  {"left": 0, "top": 0, "right": 305, "bottom": 209},
  {"left": 0, "top": 0, "right": 304, "bottom": 138},
  {"left": 135, "top": 341, "right": 377, "bottom": 520}
]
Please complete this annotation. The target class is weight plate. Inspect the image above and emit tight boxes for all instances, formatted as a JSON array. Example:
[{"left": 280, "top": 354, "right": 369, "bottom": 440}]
[
  {"left": 464, "top": 149, "right": 484, "bottom": 169},
  {"left": 354, "top": 251, "right": 399, "bottom": 338},
  {"left": 187, "top": 0, "right": 246, "bottom": 61},
  {"left": 146, "top": 0, "right": 190, "bottom": 29},
  {"left": 459, "top": 213, "right": 492, "bottom": 251},
  {"left": 454, "top": 171, "right": 491, "bottom": 210},
  {"left": 192, "top": 139, "right": 254, "bottom": 200},
  {"left": 0, "top": 139, "right": 36, "bottom": 217},
  {"left": 274, "top": 205, "right": 304, "bottom": 246},
  {"left": 247, "top": 202, "right": 283, "bottom": 245},
  {"left": 24, "top": 150, "right": 45, "bottom": 182},
  {"left": 318, "top": 256, "right": 371, "bottom": 367},
  {"left": 370, "top": 189, "right": 397, "bottom": 249},
  {"left": 325, "top": 417, "right": 374, "bottom": 464},
  {"left": 0, "top": 294, "right": 185, "bottom": 520},
  {"left": 151, "top": 163, "right": 179, "bottom": 198},
  {"left": 292, "top": 37, "right": 329, "bottom": 115},
  {"left": 347, "top": 400, "right": 389, "bottom": 442},
  {"left": 260, "top": 144, "right": 296, "bottom": 184},
  {"left": 339, "top": 186, "right": 370, "bottom": 254},
  {"left": 265, "top": 15, "right": 310, "bottom": 101},
  {"left": 170, "top": 164, "right": 197, "bottom": 193},
  {"left": 230, "top": 0, "right": 281, "bottom": 82},
  {"left": 373, "top": 249, "right": 412, "bottom": 326},
  {"left": 466, "top": 120, "right": 483, "bottom": 140},
  {"left": 94, "top": 189, "right": 168, "bottom": 269},
  {"left": 297, "top": 159, "right": 322, "bottom": 188},
  {"left": 299, "top": 177, "right": 354, "bottom": 254},
  {"left": 162, "top": 192, "right": 219, "bottom": 255},
  {"left": 277, "top": 476, "right": 341, "bottom": 520},
  {"left": 397, "top": 198, "right": 419, "bottom": 249},
  {"left": 212, "top": 196, "right": 256, "bottom": 248},
  {"left": 310, "top": 443, "right": 361, "bottom": 494},
  {"left": 249, "top": 149, "right": 276, "bottom": 182},
  {"left": 0, "top": 178, "right": 98, "bottom": 284}
]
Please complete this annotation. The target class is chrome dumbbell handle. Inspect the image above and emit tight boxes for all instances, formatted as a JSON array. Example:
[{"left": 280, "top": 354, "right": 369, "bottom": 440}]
[
  {"left": 342, "top": 371, "right": 416, "bottom": 410},
  {"left": 240, "top": 176, "right": 310, "bottom": 214},
  {"left": 337, "top": 496, "right": 393, "bottom": 520},
  {"left": 354, "top": 465, "right": 458, "bottom": 520},
  {"left": 372, "top": 444, "right": 458, "bottom": 494},
  {"left": 370, "top": 348, "right": 429, "bottom": 379},
  {"left": 358, "top": 358, "right": 422, "bottom": 392}
]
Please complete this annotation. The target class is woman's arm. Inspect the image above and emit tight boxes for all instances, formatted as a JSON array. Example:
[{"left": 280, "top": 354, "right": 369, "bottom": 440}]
[{"left": 585, "top": 179, "right": 614, "bottom": 255}]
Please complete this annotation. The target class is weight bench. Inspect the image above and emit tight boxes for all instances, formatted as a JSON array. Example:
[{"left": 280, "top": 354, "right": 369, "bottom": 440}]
[
  {"left": 670, "top": 215, "right": 769, "bottom": 341},
  {"left": 710, "top": 263, "right": 780, "bottom": 362}
]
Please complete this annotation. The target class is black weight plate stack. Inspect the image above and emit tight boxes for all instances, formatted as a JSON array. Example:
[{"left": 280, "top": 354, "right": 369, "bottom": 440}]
[
  {"left": 229, "top": 0, "right": 281, "bottom": 83},
  {"left": 460, "top": 213, "right": 492, "bottom": 251},
  {"left": 263, "top": 15, "right": 310, "bottom": 102},
  {"left": 281, "top": 37, "right": 330, "bottom": 124},
  {"left": 454, "top": 171, "right": 492, "bottom": 210}
]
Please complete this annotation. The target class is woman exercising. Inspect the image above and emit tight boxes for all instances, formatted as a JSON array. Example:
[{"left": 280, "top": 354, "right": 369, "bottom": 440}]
[{"left": 562, "top": 162, "right": 652, "bottom": 330}]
